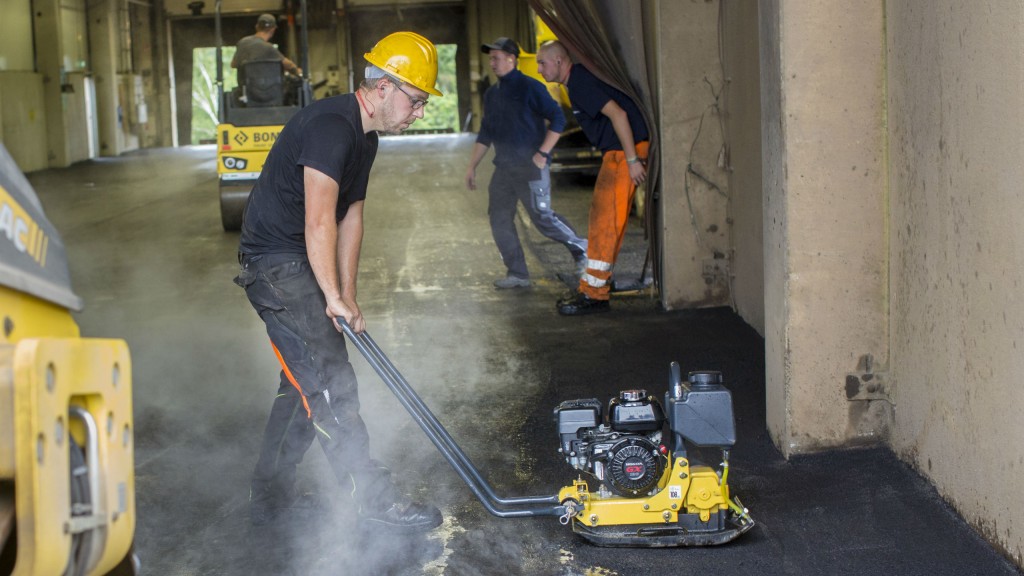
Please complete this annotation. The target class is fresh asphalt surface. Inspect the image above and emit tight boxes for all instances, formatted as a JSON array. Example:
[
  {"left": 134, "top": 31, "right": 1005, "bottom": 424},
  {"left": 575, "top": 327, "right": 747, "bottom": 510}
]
[{"left": 28, "top": 136, "right": 1022, "bottom": 575}]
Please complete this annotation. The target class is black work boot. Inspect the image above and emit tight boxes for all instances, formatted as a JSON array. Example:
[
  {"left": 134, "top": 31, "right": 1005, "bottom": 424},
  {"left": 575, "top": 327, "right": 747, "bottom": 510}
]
[
  {"left": 358, "top": 497, "right": 443, "bottom": 534},
  {"left": 557, "top": 291, "right": 610, "bottom": 316}
]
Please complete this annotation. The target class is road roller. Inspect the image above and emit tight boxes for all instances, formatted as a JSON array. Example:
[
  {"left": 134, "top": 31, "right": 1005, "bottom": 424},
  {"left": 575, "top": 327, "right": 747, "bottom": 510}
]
[{"left": 0, "top": 144, "right": 137, "bottom": 575}]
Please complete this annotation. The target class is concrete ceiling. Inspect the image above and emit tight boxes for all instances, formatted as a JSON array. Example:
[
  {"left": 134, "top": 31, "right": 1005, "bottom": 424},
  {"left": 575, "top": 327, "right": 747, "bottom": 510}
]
[{"left": 164, "top": 0, "right": 460, "bottom": 18}]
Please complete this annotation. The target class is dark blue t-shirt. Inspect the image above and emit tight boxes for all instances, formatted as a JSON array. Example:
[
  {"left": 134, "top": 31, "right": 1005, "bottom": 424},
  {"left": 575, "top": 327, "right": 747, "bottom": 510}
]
[
  {"left": 239, "top": 94, "right": 378, "bottom": 255},
  {"left": 477, "top": 69, "right": 567, "bottom": 167},
  {"left": 565, "top": 64, "right": 649, "bottom": 153}
]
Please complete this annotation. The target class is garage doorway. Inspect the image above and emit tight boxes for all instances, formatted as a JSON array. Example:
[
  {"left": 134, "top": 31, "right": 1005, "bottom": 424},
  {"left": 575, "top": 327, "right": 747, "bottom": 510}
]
[
  {"left": 191, "top": 46, "right": 235, "bottom": 144},
  {"left": 407, "top": 43, "right": 458, "bottom": 134}
]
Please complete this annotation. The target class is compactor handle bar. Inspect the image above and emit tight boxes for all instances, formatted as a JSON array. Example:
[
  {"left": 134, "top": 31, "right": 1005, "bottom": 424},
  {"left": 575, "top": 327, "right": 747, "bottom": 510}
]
[{"left": 338, "top": 319, "right": 566, "bottom": 518}]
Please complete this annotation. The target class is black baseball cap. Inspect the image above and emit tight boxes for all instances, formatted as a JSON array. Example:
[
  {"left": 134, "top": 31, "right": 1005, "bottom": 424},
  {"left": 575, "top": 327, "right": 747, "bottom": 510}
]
[{"left": 481, "top": 37, "right": 520, "bottom": 57}]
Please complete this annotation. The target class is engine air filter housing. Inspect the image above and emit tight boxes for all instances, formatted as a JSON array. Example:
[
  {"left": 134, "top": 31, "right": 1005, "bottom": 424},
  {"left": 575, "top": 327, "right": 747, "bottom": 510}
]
[{"left": 554, "top": 398, "right": 603, "bottom": 454}]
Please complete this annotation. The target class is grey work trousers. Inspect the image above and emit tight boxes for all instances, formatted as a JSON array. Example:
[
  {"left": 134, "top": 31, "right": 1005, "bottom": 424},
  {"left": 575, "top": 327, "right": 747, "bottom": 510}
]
[
  {"left": 235, "top": 252, "right": 395, "bottom": 513},
  {"left": 488, "top": 163, "right": 587, "bottom": 279}
]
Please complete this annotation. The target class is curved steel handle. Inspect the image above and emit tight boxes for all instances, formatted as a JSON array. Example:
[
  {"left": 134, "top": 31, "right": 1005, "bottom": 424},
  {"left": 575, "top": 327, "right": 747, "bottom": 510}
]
[{"left": 337, "top": 318, "right": 565, "bottom": 518}]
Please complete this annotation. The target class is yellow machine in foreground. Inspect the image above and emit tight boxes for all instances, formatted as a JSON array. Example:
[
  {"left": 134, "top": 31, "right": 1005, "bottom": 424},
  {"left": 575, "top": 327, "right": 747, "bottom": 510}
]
[
  {"left": 556, "top": 453, "right": 752, "bottom": 547},
  {"left": 341, "top": 323, "right": 754, "bottom": 548},
  {"left": 551, "top": 368, "right": 754, "bottom": 547},
  {"left": 0, "top": 145, "right": 136, "bottom": 574}
]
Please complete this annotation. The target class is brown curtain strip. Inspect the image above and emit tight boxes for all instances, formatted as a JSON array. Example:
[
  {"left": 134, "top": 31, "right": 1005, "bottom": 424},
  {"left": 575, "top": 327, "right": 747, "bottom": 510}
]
[{"left": 527, "top": 0, "right": 661, "bottom": 291}]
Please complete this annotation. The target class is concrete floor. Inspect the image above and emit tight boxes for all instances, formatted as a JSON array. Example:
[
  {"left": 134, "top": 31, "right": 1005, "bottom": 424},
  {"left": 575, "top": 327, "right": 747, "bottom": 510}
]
[{"left": 27, "top": 136, "right": 1021, "bottom": 576}]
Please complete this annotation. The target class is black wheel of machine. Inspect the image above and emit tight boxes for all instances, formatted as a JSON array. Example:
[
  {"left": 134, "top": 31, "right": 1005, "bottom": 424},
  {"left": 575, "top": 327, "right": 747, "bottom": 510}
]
[
  {"left": 219, "top": 181, "right": 252, "bottom": 232},
  {"left": 220, "top": 194, "right": 244, "bottom": 231},
  {"left": 66, "top": 434, "right": 92, "bottom": 576},
  {"left": 0, "top": 481, "right": 16, "bottom": 574},
  {"left": 105, "top": 544, "right": 141, "bottom": 576}
]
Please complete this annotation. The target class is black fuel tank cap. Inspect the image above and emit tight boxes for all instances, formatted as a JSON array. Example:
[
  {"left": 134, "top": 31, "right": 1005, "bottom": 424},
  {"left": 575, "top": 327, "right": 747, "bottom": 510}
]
[{"left": 688, "top": 371, "right": 723, "bottom": 389}]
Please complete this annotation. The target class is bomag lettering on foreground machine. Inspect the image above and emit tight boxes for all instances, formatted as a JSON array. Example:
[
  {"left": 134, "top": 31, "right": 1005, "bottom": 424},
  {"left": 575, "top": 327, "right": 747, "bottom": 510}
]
[
  {"left": 215, "top": 0, "right": 312, "bottom": 231},
  {"left": 0, "top": 145, "right": 137, "bottom": 575},
  {"left": 340, "top": 321, "right": 754, "bottom": 548}
]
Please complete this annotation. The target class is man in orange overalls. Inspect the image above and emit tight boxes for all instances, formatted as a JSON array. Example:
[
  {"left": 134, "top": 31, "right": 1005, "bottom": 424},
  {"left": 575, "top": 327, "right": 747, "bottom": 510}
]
[{"left": 537, "top": 40, "right": 650, "bottom": 315}]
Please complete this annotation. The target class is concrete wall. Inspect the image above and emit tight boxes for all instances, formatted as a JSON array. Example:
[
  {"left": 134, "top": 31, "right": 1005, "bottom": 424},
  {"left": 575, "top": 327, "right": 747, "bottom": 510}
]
[
  {"left": 759, "top": 0, "right": 889, "bottom": 455},
  {"left": 0, "top": 73, "right": 49, "bottom": 172},
  {"left": 721, "top": 0, "right": 764, "bottom": 335},
  {"left": 90, "top": 0, "right": 140, "bottom": 157},
  {"left": 758, "top": 0, "right": 788, "bottom": 453},
  {"left": 752, "top": 0, "right": 1024, "bottom": 563},
  {"left": 656, "top": 0, "right": 731, "bottom": 309},
  {"left": 0, "top": 0, "right": 43, "bottom": 164},
  {"left": 0, "top": 0, "right": 34, "bottom": 71},
  {"left": 129, "top": 1, "right": 164, "bottom": 149},
  {"left": 1, "top": 0, "right": 154, "bottom": 170},
  {"left": 887, "top": 0, "right": 1024, "bottom": 564}
]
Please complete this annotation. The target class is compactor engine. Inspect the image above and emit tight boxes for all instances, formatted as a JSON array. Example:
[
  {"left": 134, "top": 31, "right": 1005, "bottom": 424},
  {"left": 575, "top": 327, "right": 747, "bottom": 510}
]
[
  {"left": 338, "top": 322, "right": 754, "bottom": 548},
  {"left": 553, "top": 369, "right": 754, "bottom": 547},
  {"left": 555, "top": 392, "right": 666, "bottom": 498}
]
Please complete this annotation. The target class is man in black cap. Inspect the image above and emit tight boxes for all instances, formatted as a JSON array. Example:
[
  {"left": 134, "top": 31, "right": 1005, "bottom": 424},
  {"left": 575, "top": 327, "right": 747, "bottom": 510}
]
[
  {"left": 231, "top": 13, "right": 301, "bottom": 83},
  {"left": 465, "top": 37, "right": 587, "bottom": 289}
]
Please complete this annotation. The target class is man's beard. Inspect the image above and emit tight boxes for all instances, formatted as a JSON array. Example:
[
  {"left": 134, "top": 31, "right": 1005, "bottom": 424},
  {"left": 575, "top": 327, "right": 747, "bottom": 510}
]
[{"left": 378, "top": 97, "right": 409, "bottom": 135}]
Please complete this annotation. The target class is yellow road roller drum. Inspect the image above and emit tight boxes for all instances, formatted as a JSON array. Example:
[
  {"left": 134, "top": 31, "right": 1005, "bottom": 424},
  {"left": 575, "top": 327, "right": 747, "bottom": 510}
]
[{"left": 0, "top": 143, "right": 137, "bottom": 575}]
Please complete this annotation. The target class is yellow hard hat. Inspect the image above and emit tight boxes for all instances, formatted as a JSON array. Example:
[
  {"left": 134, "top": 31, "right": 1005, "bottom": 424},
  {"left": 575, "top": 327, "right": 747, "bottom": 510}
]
[{"left": 364, "top": 31, "right": 443, "bottom": 97}]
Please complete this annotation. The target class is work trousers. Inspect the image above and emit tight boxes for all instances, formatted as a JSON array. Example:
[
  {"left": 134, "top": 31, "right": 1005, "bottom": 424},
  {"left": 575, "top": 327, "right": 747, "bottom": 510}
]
[
  {"left": 488, "top": 163, "right": 587, "bottom": 279},
  {"left": 578, "top": 141, "right": 650, "bottom": 300},
  {"left": 235, "top": 253, "right": 394, "bottom": 513}
]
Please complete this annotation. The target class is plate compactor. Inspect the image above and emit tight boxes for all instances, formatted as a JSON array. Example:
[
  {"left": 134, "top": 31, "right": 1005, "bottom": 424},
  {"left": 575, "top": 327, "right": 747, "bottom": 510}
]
[{"left": 341, "top": 322, "right": 754, "bottom": 548}]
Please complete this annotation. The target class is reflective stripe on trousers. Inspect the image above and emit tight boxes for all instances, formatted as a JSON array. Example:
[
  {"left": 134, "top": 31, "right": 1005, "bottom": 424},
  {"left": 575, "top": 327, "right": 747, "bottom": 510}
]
[{"left": 578, "top": 141, "right": 649, "bottom": 300}]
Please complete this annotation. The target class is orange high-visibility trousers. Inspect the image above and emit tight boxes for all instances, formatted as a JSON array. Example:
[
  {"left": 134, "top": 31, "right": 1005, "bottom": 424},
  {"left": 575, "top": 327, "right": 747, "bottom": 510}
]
[{"left": 578, "top": 141, "right": 649, "bottom": 300}]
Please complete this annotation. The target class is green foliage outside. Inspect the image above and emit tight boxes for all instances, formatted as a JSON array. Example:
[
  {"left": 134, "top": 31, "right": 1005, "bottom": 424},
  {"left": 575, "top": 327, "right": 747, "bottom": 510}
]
[
  {"left": 190, "top": 43, "right": 457, "bottom": 143},
  {"left": 191, "top": 46, "right": 235, "bottom": 144},
  {"left": 413, "top": 44, "right": 459, "bottom": 133}
]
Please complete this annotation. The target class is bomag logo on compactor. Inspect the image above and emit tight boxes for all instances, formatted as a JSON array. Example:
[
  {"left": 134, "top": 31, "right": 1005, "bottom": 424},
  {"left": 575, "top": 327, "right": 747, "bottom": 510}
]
[
  {"left": 221, "top": 126, "right": 281, "bottom": 151},
  {"left": 0, "top": 184, "right": 49, "bottom": 267}
]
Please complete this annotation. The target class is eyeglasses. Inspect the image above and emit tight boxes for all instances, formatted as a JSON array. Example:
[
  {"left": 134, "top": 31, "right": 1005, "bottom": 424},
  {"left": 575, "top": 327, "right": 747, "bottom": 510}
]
[{"left": 393, "top": 82, "right": 428, "bottom": 110}]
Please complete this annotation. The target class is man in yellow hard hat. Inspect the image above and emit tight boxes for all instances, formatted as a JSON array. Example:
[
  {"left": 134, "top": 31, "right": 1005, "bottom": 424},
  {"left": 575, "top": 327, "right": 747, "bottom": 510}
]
[{"left": 234, "top": 31, "right": 444, "bottom": 533}]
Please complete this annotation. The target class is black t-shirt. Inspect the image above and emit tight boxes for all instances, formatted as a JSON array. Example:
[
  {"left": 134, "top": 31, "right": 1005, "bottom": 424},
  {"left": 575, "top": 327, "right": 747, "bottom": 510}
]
[
  {"left": 565, "top": 64, "right": 649, "bottom": 153},
  {"left": 239, "top": 94, "right": 378, "bottom": 255}
]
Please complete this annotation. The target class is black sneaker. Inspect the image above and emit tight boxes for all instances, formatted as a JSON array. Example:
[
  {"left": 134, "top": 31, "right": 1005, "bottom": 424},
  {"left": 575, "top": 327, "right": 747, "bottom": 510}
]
[
  {"left": 557, "top": 291, "right": 610, "bottom": 316},
  {"left": 359, "top": 500, "right": 443, "bottom": 533}
]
